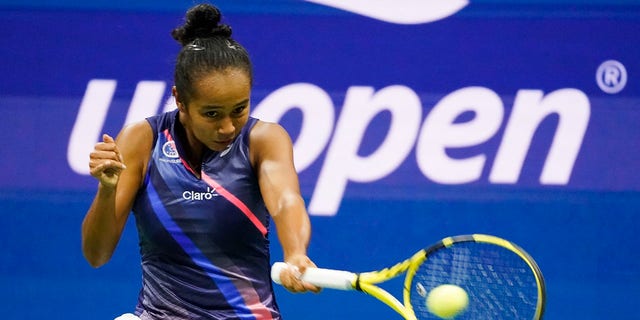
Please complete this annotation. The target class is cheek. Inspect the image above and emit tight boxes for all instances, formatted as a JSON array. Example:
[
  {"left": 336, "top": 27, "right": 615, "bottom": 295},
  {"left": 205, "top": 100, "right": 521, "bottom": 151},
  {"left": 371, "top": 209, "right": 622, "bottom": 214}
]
[
  {"left": 191, "top": 118, "right": 215, "bottom": 136},
  {"left": 233, "top": 116, "right": 249, "bottom": 131}
]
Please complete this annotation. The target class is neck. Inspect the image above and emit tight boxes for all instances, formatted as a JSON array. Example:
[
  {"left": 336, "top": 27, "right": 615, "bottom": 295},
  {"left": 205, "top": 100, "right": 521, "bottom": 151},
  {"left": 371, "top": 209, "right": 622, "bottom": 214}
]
[{"left": 176, "top": 112, "right": 204, "bottom": 172}]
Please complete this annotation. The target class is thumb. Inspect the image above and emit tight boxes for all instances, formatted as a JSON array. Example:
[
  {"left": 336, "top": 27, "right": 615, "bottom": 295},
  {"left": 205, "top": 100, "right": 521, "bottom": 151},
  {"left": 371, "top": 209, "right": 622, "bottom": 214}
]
[{"left": 102, "top": 133, "right": 115, "bottom": 143}]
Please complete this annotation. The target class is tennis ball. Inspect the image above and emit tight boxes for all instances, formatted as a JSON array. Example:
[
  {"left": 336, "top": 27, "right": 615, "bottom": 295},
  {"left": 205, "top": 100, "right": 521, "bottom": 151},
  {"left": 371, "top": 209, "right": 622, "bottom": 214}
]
[{"left": 426, "top": 284, "right": 469, "bottom": 319}]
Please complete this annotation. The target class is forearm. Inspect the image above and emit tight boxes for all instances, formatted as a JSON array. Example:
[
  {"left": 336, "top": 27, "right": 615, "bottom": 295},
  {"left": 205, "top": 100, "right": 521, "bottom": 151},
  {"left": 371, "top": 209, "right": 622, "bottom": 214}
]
[
  {"left": 273, "top": 196, "right": 311, "bottom": 261},
  {"left": 272, "top": 196, "right": 321, "bottom": 293},
  {"left": 81, "top": 184, "right": 124, "bottom": 267}
]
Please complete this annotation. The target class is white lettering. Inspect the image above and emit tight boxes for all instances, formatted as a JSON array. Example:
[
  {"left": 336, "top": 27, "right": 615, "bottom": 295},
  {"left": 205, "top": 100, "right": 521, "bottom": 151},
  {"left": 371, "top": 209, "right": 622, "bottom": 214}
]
[
  {"left": 182, "top": 187, "right": 218, "bottom": 201},
  {"left": 605, "top": 68, "right": 620, "bottom": 86},
  {"left": 309, "top": 85, "right": 422, "bottom": 215},
  {"left": 68, "top": 80, "right": 117, "bottom": 175},
  {"left": 416, "top": 87, "right": 504, "bottom": 184},
  {"left": 67, "top": 80, "right": 166, "bottom": 175},
  {"left": 251, "top": 83, "right": 335, "bottom": 171},
  {"left": 124, "top": 81, "right": 166, "bottom": 126},
  {"left": 490, "top": 89, "right": 590, "bottom": 184},
  {"left": 69, "top": 80, "right": 591, "bottom": 216}
]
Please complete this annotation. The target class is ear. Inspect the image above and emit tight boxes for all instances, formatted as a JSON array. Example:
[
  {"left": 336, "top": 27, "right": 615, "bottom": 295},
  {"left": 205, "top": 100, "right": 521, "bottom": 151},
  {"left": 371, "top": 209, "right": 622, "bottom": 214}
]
[{"left": 172, "top": 86, "right": 185, "bottom": 111}]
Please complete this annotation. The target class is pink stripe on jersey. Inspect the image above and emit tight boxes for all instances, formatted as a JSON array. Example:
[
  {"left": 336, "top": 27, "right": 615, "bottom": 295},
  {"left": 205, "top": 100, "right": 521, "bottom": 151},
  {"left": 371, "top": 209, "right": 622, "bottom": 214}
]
[
  {"left": 163, "top": 128, "right": 268, "bottom": 237},
  {"left": 244, "top": 298, "right": 275, "bottom": 320},
  {"left": 201, "top": 173, "right": 268, "bottom": 237}
]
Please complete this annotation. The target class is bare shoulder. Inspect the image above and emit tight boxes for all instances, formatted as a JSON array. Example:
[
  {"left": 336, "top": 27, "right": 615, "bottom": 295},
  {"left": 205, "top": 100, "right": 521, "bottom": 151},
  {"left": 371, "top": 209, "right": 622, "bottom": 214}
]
[
  {"left": 116, "top": 120, "right": 154, "bottom": 171},
  {"left": 249, "top": 120, "right": 294, "bottom": 164},
  {"left": 250, "top": 120, "right": 291, "bottom": 143},
  {"left": 116, "top": 120, "right": 153, "bottom": 149}
]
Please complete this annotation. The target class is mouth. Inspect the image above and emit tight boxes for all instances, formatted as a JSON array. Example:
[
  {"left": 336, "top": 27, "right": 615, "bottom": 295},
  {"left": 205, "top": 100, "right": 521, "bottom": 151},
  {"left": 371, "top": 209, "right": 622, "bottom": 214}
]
[
  {"left": 216, "top": 138, "right": 233, "bottom": 145},
  {"left": 212, "top": 137, "right": 234, "bottom": 149}
]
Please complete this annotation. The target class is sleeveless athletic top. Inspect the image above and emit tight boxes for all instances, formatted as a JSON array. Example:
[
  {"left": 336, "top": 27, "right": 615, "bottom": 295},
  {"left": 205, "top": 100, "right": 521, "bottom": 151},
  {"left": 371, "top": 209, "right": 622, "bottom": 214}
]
[{"left": 131, "top": 109, "right": 280, "bottom": 319}]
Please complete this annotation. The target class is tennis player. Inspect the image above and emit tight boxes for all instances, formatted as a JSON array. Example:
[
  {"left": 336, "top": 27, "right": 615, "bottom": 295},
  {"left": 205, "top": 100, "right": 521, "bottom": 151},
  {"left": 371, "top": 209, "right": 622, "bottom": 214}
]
[{"left": 81, "top": 3, "right": 319, "bottom": 319}]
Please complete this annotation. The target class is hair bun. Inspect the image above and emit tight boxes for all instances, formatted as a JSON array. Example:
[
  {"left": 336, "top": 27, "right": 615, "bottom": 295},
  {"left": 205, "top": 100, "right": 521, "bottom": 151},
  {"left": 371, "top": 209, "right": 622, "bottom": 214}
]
[{"left": 172, "top": 4, "right": 233, "bottom": 46}]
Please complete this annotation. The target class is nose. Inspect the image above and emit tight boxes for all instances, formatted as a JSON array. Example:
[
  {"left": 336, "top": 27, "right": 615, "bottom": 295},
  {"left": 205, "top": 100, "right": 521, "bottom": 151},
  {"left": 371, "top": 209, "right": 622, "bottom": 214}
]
[{"left": 217, "top": 116, "right": 235, "bottom": 136}]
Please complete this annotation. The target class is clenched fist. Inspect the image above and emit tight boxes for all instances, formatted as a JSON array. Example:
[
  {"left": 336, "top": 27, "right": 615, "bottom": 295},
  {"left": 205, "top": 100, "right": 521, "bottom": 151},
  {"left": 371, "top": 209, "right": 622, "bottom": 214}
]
[{"left": 89, "top": 134, "right": 127, "bottom": 188}]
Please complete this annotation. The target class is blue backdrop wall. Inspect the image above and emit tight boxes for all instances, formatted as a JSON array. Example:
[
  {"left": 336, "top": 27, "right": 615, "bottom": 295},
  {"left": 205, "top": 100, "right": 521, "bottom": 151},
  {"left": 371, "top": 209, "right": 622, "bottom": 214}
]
[{"left": 1, "top": 1, "right": 638, "bottom": 319}]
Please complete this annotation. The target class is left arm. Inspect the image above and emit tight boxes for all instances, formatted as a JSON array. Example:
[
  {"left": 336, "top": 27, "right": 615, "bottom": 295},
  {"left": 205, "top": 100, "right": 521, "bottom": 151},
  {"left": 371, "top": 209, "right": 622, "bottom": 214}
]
[{"left": 250, "top": 121, "right": 319, "bottom": 293}]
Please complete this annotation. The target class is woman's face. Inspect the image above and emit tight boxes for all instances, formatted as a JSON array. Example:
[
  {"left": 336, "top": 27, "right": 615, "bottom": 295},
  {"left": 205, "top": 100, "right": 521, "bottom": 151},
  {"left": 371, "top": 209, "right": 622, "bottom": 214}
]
[{"left": 178, "top": 68, "right": 251, "bottom": 151}]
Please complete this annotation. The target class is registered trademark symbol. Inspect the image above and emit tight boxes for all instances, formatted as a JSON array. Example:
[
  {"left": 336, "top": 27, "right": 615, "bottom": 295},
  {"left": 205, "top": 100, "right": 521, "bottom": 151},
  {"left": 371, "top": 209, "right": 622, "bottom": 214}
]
[{"left": 596, "top": 60, "right": 627, "bottom": 94}]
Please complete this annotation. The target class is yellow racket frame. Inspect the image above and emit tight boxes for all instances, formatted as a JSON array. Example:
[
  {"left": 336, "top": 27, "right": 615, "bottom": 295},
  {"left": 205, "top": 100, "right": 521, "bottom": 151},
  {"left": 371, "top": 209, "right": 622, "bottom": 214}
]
[{"left": 351, "top": 234, "right": 545, "bottom": 320}]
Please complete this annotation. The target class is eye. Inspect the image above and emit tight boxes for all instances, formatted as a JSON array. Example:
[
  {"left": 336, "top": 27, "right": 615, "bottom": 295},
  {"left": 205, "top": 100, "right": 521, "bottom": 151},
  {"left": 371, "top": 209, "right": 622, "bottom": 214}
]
[
  {"left": 204, "top": 110, "right": 219, "bottom": 118},
  {"left": 232, "top": 105, "right": 247, "bottom": 115}
]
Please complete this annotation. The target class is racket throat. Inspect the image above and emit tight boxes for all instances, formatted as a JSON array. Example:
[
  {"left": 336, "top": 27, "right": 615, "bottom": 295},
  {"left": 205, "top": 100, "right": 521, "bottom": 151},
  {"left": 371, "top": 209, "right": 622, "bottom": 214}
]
[{"left": 354, "top": 273, "right": 364, "bottom": 291}]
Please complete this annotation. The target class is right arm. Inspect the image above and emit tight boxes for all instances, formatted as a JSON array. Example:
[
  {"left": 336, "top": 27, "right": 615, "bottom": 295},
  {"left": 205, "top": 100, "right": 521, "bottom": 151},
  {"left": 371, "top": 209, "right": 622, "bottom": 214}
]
[{"left": 81, "top": 121, "right": 153, "bottom": 267}]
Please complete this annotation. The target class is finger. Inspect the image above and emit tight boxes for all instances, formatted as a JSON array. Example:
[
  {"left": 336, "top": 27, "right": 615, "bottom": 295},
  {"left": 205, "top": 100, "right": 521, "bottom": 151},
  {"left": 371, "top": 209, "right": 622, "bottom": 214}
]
[
  {"left": 93, "top": 139, "right": 119, "bottom": 155},
  {"left": 280, "top": 269, "right": 305, "bottom": 293},
  {"left": 90, "top": 160, "right": 126, "bottom": 175},
  {"left": 102, "top": 134, "right": 125, "bottom": 162},
  {"left": 89, "top": 152, "right": 127, "bottom": 170},
  {"left": 90, "top": 150, "right": 121, "bottom": 161},
  {"left": 93, "top": 141, "right": 117, "bottom": 152},
  {"left": 297, "top": 262, "right": 316, "bottom": 275},
  {"left": 289, "top": 269, "right": 320, "bottom": 293},
  {"left": 280, "top": 257, "right": 322, "bottom": 293},
  {"left": 281, "top": 267, "right": 320, "bottom": 293},
  {"left": 89, "top": 158, "right": 127, "bottom": 172},
  {"left": 301, "top": 281, "right": 321, "bottom": 293},
  {"left": 288, "top": 279, "right": 307, "bottom": 293},
  {"left": 279, "top": 268, "right": 298, "bottom": 286}
]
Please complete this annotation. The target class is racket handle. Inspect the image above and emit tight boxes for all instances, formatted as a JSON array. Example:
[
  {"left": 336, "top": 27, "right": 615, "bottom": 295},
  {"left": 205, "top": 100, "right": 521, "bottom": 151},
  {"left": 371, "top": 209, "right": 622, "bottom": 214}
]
[{"left": 271, "top": 262, "right": 357, "bottom": 291}]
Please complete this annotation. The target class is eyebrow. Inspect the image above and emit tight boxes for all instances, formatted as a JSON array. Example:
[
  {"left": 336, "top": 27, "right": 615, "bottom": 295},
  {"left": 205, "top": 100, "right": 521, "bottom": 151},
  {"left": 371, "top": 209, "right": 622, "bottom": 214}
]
[{"left": 203, "top": 99, "right": 250, "bottom": 109}]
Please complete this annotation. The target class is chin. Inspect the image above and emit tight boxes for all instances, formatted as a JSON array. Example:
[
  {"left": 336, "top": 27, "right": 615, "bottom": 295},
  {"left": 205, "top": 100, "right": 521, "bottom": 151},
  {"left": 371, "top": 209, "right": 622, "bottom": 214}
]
[{"left": 209, "top": 142, "right": 231, "bottom": 151}]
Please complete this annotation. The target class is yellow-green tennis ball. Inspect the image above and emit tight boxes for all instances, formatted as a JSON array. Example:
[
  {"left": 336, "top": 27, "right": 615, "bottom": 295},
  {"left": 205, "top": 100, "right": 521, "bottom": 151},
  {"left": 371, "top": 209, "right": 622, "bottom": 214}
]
[{"left": 426, "top": 284, "right": 469, "bottom": 319}]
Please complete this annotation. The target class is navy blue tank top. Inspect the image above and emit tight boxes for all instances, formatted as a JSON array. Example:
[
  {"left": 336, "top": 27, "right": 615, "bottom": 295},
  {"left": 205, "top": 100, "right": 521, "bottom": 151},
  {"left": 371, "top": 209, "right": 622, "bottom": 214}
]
[{"left": 131, "top": 109, "right": 280, "bottom": 319}]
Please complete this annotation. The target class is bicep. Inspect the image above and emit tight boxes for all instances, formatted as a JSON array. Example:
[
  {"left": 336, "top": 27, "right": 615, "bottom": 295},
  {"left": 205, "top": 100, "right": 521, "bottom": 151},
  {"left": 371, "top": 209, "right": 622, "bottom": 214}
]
[
  {"left": 252, "top": 123, "right": 303, "bottom": 217},
  {"left": 114, "top": 121, "right": 153, "bottom": 220}
]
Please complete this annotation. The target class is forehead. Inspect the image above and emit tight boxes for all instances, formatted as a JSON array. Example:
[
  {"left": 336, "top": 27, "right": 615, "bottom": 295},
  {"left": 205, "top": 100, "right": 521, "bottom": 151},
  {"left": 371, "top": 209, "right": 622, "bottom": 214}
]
[{"left": 190, "top": 68, "right": 251, "bottom": 106}]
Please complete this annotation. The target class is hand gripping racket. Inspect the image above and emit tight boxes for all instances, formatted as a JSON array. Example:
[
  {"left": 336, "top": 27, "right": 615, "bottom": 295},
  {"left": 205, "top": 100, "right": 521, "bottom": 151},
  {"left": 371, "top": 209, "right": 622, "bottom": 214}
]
[{"left": 272, "top": 234, "right": 545, "bottom": 320}]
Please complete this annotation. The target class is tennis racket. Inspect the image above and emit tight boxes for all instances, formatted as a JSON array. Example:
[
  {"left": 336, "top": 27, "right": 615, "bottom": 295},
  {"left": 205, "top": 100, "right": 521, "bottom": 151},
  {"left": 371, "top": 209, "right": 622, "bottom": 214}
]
[{"left": 272, "top": 234, "right": 545, "bottom": 320}]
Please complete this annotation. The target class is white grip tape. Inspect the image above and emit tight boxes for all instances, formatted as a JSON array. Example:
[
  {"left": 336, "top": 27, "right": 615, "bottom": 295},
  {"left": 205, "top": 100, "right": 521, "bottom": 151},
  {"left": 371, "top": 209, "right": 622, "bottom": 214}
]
[{"left": 271, "top": 262, "right": 357, "bottom": 291}]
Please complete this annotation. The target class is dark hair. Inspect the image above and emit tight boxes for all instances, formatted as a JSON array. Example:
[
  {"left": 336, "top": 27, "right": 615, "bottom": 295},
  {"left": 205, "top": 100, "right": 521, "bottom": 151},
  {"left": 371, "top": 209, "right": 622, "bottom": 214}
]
[{"left": 171, "top": 3, "right": 253, "bottom": 104}]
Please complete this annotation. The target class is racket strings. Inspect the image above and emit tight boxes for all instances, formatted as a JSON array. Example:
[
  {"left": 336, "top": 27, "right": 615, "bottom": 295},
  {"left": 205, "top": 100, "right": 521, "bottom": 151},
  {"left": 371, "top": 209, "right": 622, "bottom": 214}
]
[{"left": 409, "top": 242, "right": 539, "bottom": 320}]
